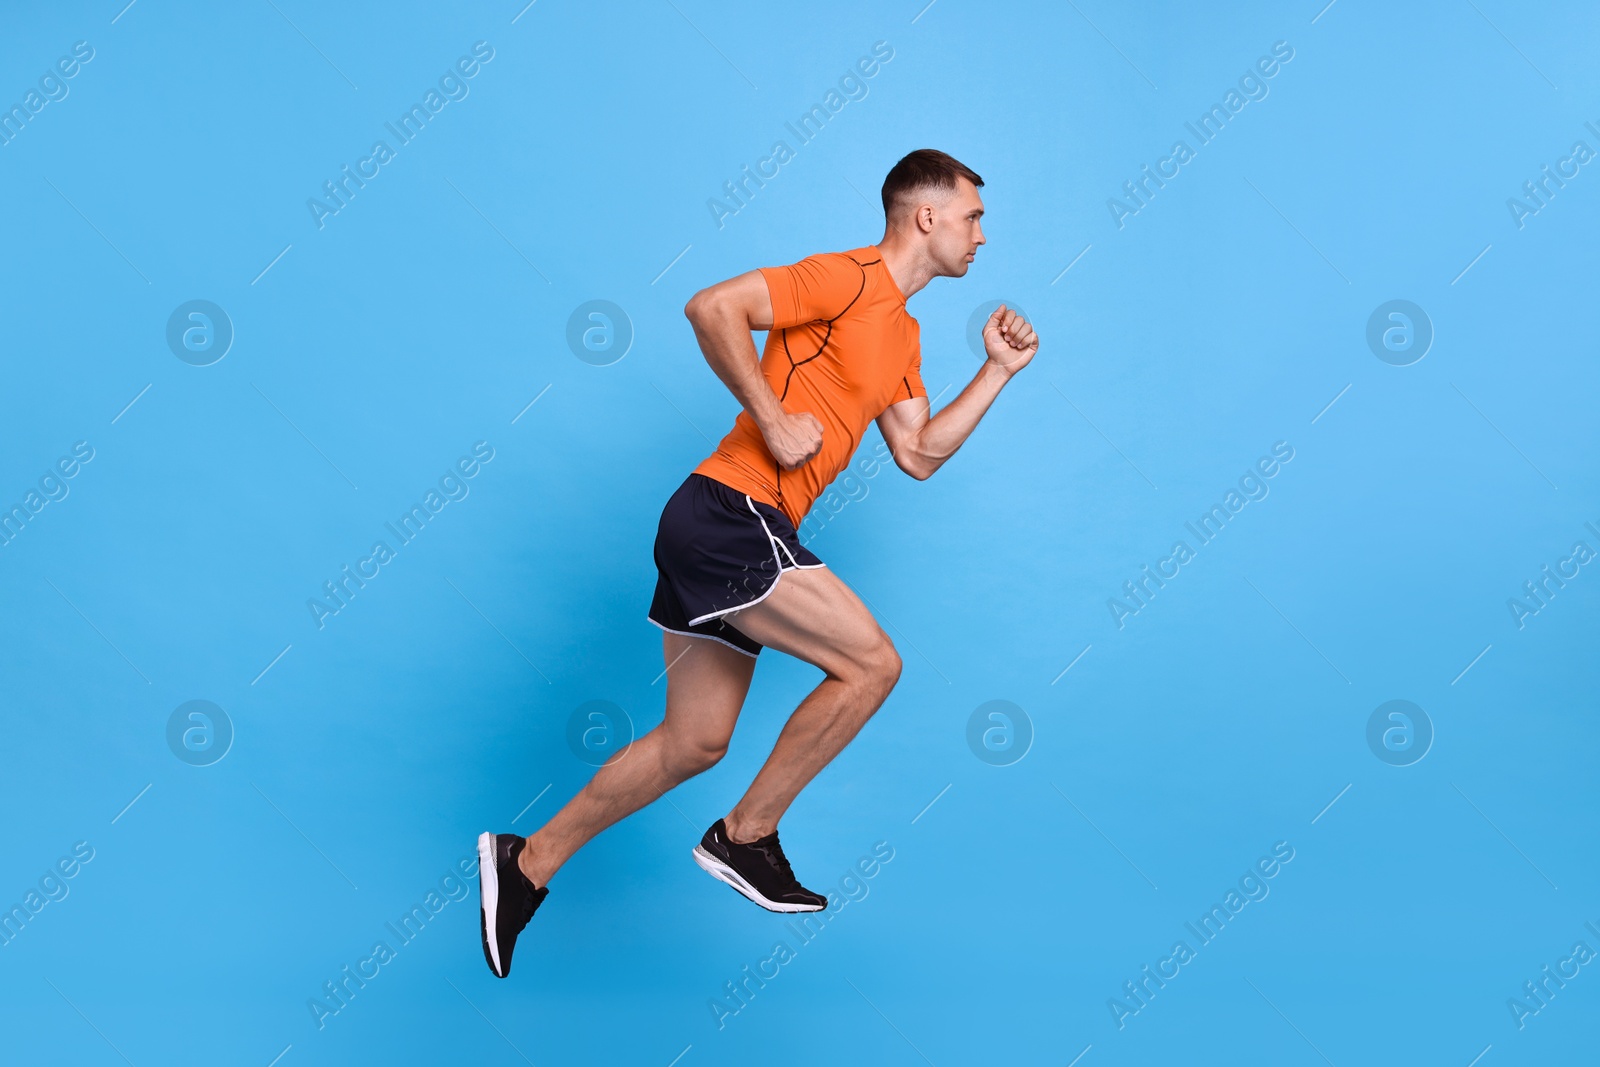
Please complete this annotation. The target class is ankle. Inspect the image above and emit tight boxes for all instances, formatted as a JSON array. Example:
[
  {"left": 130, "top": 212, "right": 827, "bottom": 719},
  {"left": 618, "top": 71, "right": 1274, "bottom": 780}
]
[
  {"left": 723, "top": 813, "right": 775, "bottom": 845},
  {"left": 517, "top": 838, "right": 551, "bottom": 889}
]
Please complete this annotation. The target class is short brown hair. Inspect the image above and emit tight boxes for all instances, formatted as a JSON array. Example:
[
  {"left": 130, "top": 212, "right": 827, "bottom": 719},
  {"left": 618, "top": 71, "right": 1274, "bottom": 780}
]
[{"left": 881, "top": 149, "right": 983, "bottom": 216}]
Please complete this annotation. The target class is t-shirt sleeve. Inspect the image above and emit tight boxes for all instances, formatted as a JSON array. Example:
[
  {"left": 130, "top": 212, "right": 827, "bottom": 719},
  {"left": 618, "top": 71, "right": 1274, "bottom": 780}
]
[
  {"left": 893, "top": 348, "right": 928, "bottom": 405},
  {"left": 759, "top": 253, "right": 865, "bottom": 330}
]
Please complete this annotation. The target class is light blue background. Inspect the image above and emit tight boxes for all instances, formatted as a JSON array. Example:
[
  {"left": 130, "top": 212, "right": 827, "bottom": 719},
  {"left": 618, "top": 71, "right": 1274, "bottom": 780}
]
[{"left": 1, "top": 1, "right": 1596, "bottom": 1064}]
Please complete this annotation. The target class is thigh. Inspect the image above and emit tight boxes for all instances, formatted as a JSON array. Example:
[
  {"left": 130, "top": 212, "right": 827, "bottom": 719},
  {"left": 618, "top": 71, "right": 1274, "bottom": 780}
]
[
  {"left": 722, "top": 565, "right": 891, "bottom": 678},
  {"left": 660, "top": 631, "right": 758, "bottom": 749}
]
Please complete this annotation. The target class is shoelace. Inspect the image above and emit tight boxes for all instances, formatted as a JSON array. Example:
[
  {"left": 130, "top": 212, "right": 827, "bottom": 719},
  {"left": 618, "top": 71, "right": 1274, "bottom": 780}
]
[
  {"left": 506, "top": 856, "right": 541, "bottom": 932},
  {"left": 757, "top": 835, "right": 797, "bottom": 884}
]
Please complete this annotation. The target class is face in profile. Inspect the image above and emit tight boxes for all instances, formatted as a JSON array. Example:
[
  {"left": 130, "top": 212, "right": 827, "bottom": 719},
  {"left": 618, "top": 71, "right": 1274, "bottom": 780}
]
[{"left": 925, "top": 178, "right": 986, "bottom": 278}]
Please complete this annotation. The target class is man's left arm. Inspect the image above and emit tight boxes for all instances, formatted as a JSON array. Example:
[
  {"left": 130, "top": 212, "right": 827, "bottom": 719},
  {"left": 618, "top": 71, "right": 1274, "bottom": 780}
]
[{"left": 877, "top": 305, "right": 1038, "bottom": 481}]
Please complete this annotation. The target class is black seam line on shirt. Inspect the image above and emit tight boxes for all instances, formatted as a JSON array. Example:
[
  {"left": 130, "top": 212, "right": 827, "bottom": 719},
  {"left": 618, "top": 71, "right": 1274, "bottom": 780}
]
[
  {"left": 776, "top": 258, "right": 866, "bottom": 401},
  {"left": 773, "top": 257, "right": 871, "bottom": 502}
]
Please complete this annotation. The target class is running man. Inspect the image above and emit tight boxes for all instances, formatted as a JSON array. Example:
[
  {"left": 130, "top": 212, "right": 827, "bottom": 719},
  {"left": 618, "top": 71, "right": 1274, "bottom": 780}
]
[{"left": 479, "top": 149, "right": 1038, "bottom": 977}]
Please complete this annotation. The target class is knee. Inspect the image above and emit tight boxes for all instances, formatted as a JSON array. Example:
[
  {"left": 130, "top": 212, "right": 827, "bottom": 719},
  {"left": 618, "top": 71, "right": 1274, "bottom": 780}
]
[
  {"left": 661, "top": 732, "right": 729, "bottom": 778},
  {"left": 877, "top": 638, "right": 904, "bottom": 691},
  {"left": 844, "top": 632, "right": 901, "bottom": 695}
]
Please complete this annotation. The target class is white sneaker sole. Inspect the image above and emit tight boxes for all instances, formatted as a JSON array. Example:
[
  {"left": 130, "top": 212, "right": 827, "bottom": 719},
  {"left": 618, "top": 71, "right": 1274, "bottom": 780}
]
[
  {"left": 477, "top": 832, "right": 504, "bottom": 977},
  {"left": 691, "top": 845, "right": 826, "bottom": 913}
]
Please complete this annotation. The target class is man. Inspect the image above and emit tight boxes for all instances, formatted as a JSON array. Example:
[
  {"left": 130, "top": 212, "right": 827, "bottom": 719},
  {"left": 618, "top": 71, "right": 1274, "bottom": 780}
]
[{"left": 478, "top": 149, "right": 1038, "bottom": 977}]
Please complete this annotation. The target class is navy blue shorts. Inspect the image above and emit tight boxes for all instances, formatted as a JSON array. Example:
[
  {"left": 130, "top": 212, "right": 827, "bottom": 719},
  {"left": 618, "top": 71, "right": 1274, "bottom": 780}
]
[{"left": 647, "top": 473, "right": 826, "bottom": 657}]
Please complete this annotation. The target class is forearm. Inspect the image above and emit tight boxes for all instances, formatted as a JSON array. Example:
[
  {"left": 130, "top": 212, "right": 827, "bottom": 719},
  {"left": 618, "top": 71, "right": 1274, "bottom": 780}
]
[
  {"left": 913, "top": 360, "right": 1013, "bottom": 476},
  {"left": 687, "top": 301, "right": 785, "bottom": 433}
]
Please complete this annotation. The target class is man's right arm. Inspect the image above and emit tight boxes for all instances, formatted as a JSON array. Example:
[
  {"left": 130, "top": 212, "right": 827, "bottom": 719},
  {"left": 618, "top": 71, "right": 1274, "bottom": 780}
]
[{"left": 683, "top": 271, "right": 823, "bottom": 469}]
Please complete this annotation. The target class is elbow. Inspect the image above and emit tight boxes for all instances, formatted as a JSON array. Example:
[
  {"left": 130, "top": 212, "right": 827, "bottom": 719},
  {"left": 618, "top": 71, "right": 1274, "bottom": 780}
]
[
  {"left": 682, "top": 290, "right": 705, "bottom": 324},
  {"left": 683, "top": 287, "right": 721, "bottom": 327},
  {"left": 898, "top": 452, "right": 935, "bottom": 481},
  {"left": 890, "top": 434, "right": 938, "bottom": 481}
]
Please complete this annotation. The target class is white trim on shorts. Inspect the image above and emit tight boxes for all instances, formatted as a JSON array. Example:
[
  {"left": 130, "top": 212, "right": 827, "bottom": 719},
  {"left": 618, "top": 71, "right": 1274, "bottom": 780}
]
[
  {"left": 646, "top": 616, "right": 759, "bottom": 659},
  {"left": 683, "top": 495, "right": 827, "bottom": 627},
  {"left": 770, "top": 533, "right": 828, "bottom": 570}
]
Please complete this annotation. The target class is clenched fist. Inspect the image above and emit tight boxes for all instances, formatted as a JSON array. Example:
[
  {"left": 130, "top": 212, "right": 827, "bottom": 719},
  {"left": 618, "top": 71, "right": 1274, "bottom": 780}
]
[
  {"left": 983, "top": 305, "right": 1039, "bottom": 376},
  {"left": 762, "top": 410, "right": 824, "bottom": 470}
]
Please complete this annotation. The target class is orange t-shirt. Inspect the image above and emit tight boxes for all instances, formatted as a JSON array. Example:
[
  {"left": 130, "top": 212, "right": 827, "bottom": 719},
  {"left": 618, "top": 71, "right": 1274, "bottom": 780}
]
[{"left": 693, "top": 246, "right": 926, "bottom": 528}]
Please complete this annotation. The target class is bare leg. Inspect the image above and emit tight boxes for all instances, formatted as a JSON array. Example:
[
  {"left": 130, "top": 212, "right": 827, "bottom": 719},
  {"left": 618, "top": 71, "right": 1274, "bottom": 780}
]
[
  {"left": 518, "top": 632, "right": 756, "bottom": 888},
  {"left": 717, "top": 565, "right": 902, "bottom": 843}
]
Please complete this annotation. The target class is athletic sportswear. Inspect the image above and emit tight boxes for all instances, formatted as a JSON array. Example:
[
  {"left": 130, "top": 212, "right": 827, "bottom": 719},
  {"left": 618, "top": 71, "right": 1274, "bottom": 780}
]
[
  {"left": 692, "top": 818, "right": 827, "bottom": 913},
  {"left": 478, "top": 831, "right": 548, "bottom": 979},
  {"left": 692, "top": 246, "right": 927, "bottom": 529},
  {"left": 647, "top": 472, "right": 824, "bottom": 657}
]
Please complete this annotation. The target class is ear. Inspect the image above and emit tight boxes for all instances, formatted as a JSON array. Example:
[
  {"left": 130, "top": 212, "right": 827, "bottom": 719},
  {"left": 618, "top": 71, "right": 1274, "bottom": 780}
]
[{"left": 914, "top": 203, "right": 936, "bottom": 234}]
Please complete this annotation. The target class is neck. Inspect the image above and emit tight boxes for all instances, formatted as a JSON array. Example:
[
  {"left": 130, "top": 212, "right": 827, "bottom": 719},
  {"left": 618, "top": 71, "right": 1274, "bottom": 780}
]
[{"left": 876, "top": 229, "right": 938, "bottom": 301}]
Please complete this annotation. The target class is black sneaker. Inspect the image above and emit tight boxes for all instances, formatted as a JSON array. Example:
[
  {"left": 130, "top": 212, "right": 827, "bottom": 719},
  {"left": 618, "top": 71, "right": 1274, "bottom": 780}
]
[
  {"left": 477, "top": 832, "right": 548, "bottom": 978},
  {"left": 691, "top": 819, "right": 827, "bottom": 913}
]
